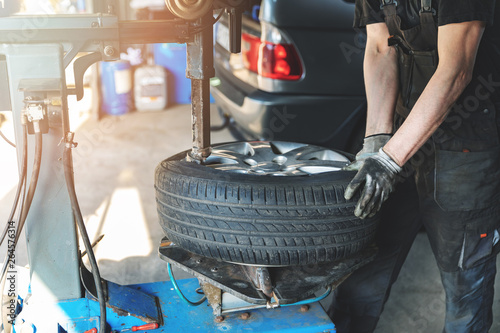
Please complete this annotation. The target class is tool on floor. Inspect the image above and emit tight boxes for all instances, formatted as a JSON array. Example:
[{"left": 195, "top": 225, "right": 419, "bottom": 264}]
[{"left": 119, "top": 323, "right": 159, "bottom": 332}]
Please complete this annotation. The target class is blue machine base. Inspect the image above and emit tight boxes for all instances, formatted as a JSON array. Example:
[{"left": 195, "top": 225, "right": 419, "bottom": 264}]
[
  {"left": 130, "top": 278, "right": 335, "bottom": 333},
  {"left": 38, "top": 278, "right": 335, "bottom": 332}
]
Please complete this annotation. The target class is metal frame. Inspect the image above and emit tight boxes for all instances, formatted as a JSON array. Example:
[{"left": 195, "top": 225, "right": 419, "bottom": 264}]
[
  {"left": 0, "top": 13, "right": 197, "bottom": 303},
  {"left": 1, "top": 42, "right": 82, "bottom": 301},
  {"left": 159, "top": 239, "right": 377, "bottom": 306}
]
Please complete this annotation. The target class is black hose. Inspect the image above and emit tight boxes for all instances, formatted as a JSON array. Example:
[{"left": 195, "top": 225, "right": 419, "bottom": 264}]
[
  {"left": 58, "top": 63, "right": 106, "bottom": 330},
  {"left": 0, "top": 124, "right": 27, "bottom": 331},
  {"left": 14, "top": 129, "right": 42, "bottom": 246},
  {"left": 0, "top": 127, "right": 42, "bottom": 278},
  {"left": 63, "top": 143, "right": 107, "bottom": 333},
  {"left": 0, "top": 125, "right": 43, "bottom": 333}
]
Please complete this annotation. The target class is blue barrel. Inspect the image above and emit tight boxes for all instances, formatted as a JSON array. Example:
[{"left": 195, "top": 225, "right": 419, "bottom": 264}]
[
  {"left": 154, "top": 44, "right": 191, "bottom": 104},
  {"left": 154, "top": 44, "right": 216, "bottom": 104},
  {"left": 100, "top": 60, "right": 133, "bottom": 115}
]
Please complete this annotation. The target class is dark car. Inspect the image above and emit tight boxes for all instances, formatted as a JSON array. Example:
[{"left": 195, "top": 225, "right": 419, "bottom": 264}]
[{"left": 211, "top": 0, "right": 366, "bottom": 153}]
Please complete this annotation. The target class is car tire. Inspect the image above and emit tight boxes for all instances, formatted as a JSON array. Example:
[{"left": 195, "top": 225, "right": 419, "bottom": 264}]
[{"left": 155, "top": 141, "right": 379, "bottom": 266}]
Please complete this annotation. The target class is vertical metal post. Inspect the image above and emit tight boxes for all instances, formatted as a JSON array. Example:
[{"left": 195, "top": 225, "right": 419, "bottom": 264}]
[
  {"left": 186, "top": 13, "right": 215, "bottom": 161},
  {"left": 190, "top": 79, "right": 212, "bottom": 159},
  {"left": 1, "top": 44, "right": 81, "bottom": 301}
]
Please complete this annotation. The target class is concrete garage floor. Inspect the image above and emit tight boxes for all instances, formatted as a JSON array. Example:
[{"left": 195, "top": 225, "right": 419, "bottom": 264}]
[{"left": 0, "top": 104, "right": 499, "bottom": 332}]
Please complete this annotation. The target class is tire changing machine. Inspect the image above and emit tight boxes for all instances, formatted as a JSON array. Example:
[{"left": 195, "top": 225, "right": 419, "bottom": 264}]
[{"left": 0, "top": 1, "right": 375, "bottom": 332}]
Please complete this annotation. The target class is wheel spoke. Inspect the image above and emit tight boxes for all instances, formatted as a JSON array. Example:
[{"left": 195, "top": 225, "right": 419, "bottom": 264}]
[
  {"left": 204, "top": 154, "right": 239, "bottom": 165},
  {"left": 215, "top": 142, "right": 255, "bottom": 157},
  {"left": 237, "top": 142, "right": 279, "bottom": 162},
  {"left": 212, "top": 152, "right": 255, "bottom": 162},
  {"left": 270, "top": 141, "right": 307, "bottom": 155},
  {"left": 283, "top": 145, "right": 327, "bottom": 159}
]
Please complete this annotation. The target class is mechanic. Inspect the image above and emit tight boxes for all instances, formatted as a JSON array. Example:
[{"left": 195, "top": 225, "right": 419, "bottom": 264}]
[{"left": 329, "top": 0, "right": 500, "bottom": 332}]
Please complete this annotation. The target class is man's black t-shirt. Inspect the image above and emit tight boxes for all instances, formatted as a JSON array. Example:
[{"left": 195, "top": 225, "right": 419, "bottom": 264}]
[
  {"left": 354, "top": 0, "right": 500, "bottom": 106},
  {"left": 355, "top": 0, "right": 496, "bottom": 28}
]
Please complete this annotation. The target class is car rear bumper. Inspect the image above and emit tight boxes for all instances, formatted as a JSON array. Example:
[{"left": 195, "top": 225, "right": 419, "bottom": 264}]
[{"left": 211, "top": 76, "right": 366, "bottom": 149}]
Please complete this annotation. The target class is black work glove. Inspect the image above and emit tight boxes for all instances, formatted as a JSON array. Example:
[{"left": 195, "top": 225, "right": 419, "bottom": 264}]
[
  {"left": 344, "top": 134, "right": 392, "bottom": 171},
  {"left": 344, "top": 148, "right": 402, "bottom": 219}
]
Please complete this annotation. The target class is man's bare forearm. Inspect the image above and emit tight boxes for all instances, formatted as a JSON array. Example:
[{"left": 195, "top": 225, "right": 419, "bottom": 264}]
[
  {"left": 383, "top": 68, "right": 470, "bottom": 166},
  {"left": 364, "top": 24, "right": 399, "bottom": 136}
]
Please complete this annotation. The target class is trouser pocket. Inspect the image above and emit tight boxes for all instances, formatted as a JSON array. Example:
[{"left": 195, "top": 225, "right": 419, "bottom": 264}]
[
  {"left": 460, "top": 227, "right": 500, "bottom": 270},
  {"left": 422, "top": 199, "right": 500, "bottom": 272}
]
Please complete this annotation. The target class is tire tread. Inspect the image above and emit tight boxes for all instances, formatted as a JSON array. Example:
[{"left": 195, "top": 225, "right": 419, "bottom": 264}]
[{"left": 155, "top": 155, "right": 378, "bottom": 266}]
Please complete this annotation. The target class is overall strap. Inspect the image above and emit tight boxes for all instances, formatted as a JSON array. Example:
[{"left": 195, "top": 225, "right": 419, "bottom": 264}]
[
  {"left": 380, "top": 0, "right": 401, "bottom": 39},
  {"left": 420, "top": 0, "right": 434, "bottom": 14},
  {"left": 419, "top": 0, "right": 438, "bottom": 49}
]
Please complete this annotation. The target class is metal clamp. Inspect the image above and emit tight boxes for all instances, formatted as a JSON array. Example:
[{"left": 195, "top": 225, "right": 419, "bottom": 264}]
[
  {"left": 380, "top": 0, "right": 397, "bottom": 9},
  {"left": 25, "top": 104, "right": 44, "bottom": 123},
  {"left": 419, "top": 7, "right": 436, "bottom": 15},
  {"left": 23, "top": 97, "right": 49, "bottom": 134},
  {"left": 23, "top": 97, "right": 47, "bottom": 122},
  {"left": 266, "top": 292, "right": 280, "bottom": 309},
  {"left": 419, "top": 0, "right": 435, "bottom": 14}
]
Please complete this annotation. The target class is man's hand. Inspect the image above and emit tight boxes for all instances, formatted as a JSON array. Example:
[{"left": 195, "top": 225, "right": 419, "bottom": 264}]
[
  {"left": 345, "top": 149, "right": 402, "bottom": 219},
  {"left": 345, "top": 134, "right": 392, "bottom": 171}
]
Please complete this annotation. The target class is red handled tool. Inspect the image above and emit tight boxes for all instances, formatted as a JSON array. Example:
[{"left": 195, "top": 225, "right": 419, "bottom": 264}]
[
  {"left": 121, "top": 323, "right": 159, "bottom": 332},
  {"left": 84, "top": 329, "right": 97, "bottom": 333}
]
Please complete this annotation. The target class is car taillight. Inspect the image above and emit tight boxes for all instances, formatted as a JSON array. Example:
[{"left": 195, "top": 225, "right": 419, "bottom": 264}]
[
  {"left": 242, "top": 33, "right": 261, "bottom": 73},
  {"left": 259, "top": 42, "right": 302, "bottom": 81},
  {"left": 241, "top": 31, "right": 303, "bottom": 81}
]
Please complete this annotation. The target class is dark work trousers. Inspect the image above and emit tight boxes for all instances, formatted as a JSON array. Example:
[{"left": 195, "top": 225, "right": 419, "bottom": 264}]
[
  {"left": 329, "top": 109, "right": 500, "bottom": 333},
  {"left": 328, "top": 178, "right": 422, "bottom": 333}
]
